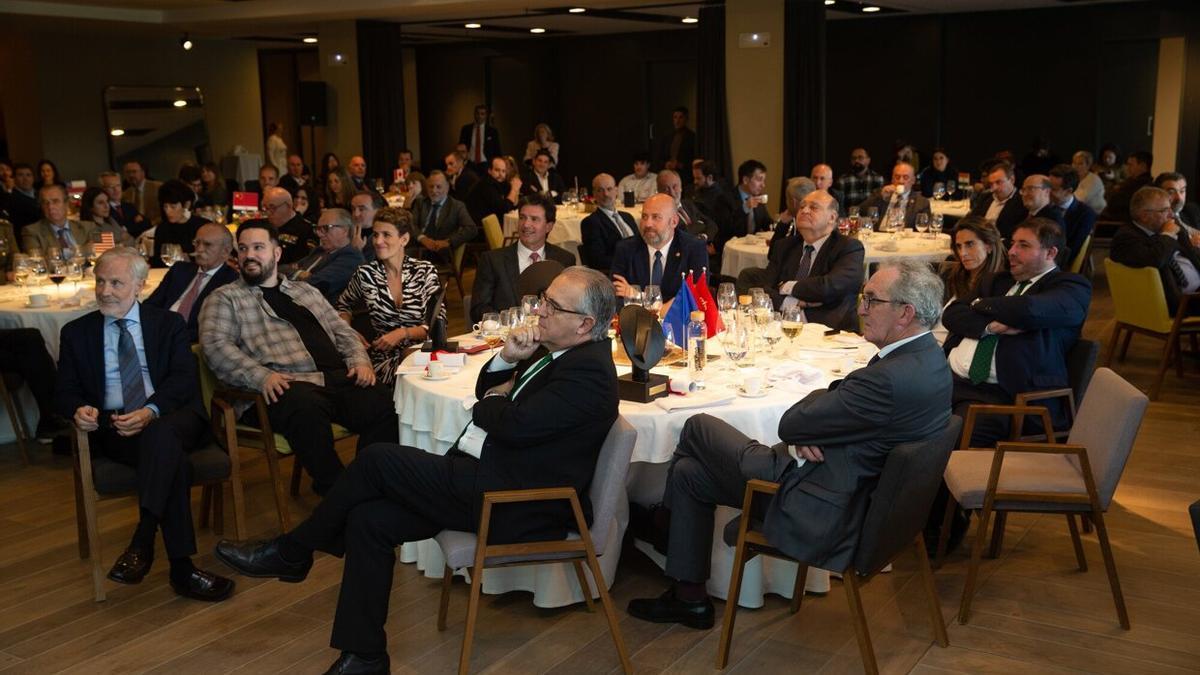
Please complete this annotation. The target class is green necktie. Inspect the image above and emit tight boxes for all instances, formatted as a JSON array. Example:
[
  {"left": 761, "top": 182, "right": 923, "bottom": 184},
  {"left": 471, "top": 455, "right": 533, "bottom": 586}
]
[{"left": 967, "top": 281, "right": 1030, "bottom": 384}]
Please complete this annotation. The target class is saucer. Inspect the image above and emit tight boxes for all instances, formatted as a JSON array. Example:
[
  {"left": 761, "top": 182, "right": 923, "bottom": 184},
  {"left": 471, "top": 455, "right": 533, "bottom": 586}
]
[
  {"left": 24, "top": 301, "right": 50, "bottom": 309},
  {"left": 737, "top": 386, "right": 769, "bottom": 398},
  {"left": 420, "top": 373, "right": 451, "bottom": 381}
]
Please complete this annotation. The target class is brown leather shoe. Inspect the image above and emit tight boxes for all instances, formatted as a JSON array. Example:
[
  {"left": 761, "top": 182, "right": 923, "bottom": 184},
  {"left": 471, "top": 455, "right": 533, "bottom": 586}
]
[
  {"left": 107, "top": 547, "right": 153, "bottom": 584},
  {"left": 170, "top": 567, "right": 235, "bottom": 602}
]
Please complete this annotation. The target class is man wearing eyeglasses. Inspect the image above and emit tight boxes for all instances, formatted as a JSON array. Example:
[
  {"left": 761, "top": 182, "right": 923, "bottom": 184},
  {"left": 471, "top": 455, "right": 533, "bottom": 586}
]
[
  {"left": 286, "top": 208, "right": 365, "bottom": 303},
  {"left": 144, "top": 222, "right": 238, "bottom": 342},
  {"left": 1110, "top": 186, "right": 1200, "bottom": 314},
  {"left": 214, "top": 266, "right": 619, "bottom": 674},
  {"left": 628, "top": 260, "right": 951, "bottom": 630}
]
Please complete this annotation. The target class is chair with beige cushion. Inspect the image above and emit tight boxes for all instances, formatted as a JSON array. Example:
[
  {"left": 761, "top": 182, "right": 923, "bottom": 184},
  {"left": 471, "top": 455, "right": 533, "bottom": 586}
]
[{"left": 944, "top": 367, "right": 1147, "bottom": 629}]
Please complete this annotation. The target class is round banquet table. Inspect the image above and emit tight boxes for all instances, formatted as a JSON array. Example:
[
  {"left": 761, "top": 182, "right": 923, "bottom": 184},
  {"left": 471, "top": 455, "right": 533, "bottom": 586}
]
[
  {"left": 393, "top": 327, "right": 878, "bottom": 608},
  {"left": 720, "top": 232, "right": 952, "bottom": 281},
  {"left": 504, "top": 203, "right": 642, "bottom": 264},
  {"left": 0, "top": 268, "right": 168, "bottom": 442}
]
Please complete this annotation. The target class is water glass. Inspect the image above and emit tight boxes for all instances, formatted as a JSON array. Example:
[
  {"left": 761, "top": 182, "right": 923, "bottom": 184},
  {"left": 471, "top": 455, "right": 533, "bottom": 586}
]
[
  {"left": 933, "top": 183, "right": 946, "bottom": 201},
  {"left": 915, "top": 213, "right": 931, "bottom": 237},
  {"left": 643, "top": 285, "right": 663, "bottom": 314},
  {"left": 626, "top": 285, "right": 644, "bottom": 308},
  {"left": 521, "top": 294, "right": 541, "bottom": 326},
  {"left": 721, "top": 321, "right": 752, "bottom": 369},
  {"left": 717, "top": 283, "right": 737, "bottom": 313},
  {"left": 930, "top": 213, "right": 944, "bottom": 238}
]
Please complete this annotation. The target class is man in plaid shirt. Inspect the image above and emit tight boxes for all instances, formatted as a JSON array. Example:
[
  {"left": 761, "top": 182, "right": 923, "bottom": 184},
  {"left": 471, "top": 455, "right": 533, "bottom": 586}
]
[
  {"left": 199, "top": 220, "right": 398, "bottom": 495},
  {"left": 835, "top": 147, "right": 884, "bottom": 213}
]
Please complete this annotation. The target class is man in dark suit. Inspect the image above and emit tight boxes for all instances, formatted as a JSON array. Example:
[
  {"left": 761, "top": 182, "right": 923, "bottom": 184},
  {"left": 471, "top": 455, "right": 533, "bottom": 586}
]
[
  {"left": 756, "top": 191, "right": 865, "bottom": 332},
  {"left": 611, "top": 194, "right": 709, "bottom": 309},
  {"left": 658, "top": 170, "right": 716, "bottom": 245},
  {"left": 692, "top": 160, "right": 739, "bottom": 254},
  {"left": 1101, "top": 151, "right": 1154, "bottom": 223},
  {"left": 288, "top": 208, "right": 365, "bottom": 302},
  {"left": 520, "top": 149, "right": 566, "bottom": 203},
  {"left": 856, "top": 161, "right": 932, "bottom": 231},
  {"left": 969, "top": 160, "right": 1027, "bottom": 240},
  {"left": 459, "top": 104, "right": 502, "bottom": 174},
  {"left": 1049, "top": 164, "right": 1097, "bottom": 267},
  {"left": 56, "top": 247, "right": 234, "bottom": 601},
  {"left": 214, "top": 267, "right": 619, "bottom": 674},
  {"left": 628, "top": 260, "right": 952, "bottom": 628},
  {"left": 100, "top": 171, "right": 147, "bottom": 237},
  {"left": 465, "top": 157, "right": 523, "bottom": 228},
  {"left": 444, "top": 150, "right": 479, "bottom": 202},
  {"left": 658, "top": 106, "right": 696, "bottom": 184},
  {"left": 1017, "top": 175, "right": 1067, "bottom": 256},
  {"left": 144, "top": 223, "right": 238, "bottom": 342},
  {"left": 471, "top": 194, "right": 575, "bottom": 323},
  {"left": 121, "top": 160, "right": 163, "bottom": 227},
  {"left": 6, "top": 163, "right": 42, "bottom": 234},
  {"left": 412, "top": 171, "right": 478, "bottom": 263},
  {"left": 943, "top": 217, "right": 1091, "bottom": 447},
  {"left": 580, "top": 173, "right": 638, "bottom": 275},
  {"left": 1156, "top": 171, "right": 1200, "bottom": 234},
  {"left": 1110, "top": 186, "right": 1200, "bottom": 314},
  {"left": 279, "top": 154, "right": 308, "bottom": 194},
  {"left": 733, "top": 159, "right": 773, "bottom": 238}
]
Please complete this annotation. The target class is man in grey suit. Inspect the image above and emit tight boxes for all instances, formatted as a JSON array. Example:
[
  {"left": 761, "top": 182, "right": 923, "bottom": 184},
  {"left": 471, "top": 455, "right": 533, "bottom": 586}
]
[
  {"left": 856, "top": 161, "right": 931, "bottom": 231},
  {"left": 411, "top": 171, "right": 477, "bottom": 259},
  {"left": 22, "top": 184, "right": 94, "bottom": 258},
  {"left": 628, "top": 260, "right": 952, "bottom": 628}
]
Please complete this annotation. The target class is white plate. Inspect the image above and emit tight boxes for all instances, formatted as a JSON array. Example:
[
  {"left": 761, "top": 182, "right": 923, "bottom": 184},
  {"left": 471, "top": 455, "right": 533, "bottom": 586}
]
[{"left": 736, "top": 386, "right": 769, "bottom": 398}]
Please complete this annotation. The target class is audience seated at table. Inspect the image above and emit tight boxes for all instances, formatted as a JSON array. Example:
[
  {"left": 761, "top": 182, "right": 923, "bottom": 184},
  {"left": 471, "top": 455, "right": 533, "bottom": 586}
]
[
  {"left": 335, "top": 207, "right": 442, "bottom": 385},
  {"left": 391, "top": 149, "right": 420, "bottom": 185},
  {"left": 351, "top": 190, "right": 386, "bottom": 262},
  {"left": 8, "top": 163, "right": 46, "bottom": 234},
  {"left": 122, "top": 160, "right": 163, "bottom": 227},
  {"left": 200, "top": 162, "right": 228, "bottom": 209},
  {"left": 611, "top": 193, "right": 709, "bottom": 309},
  {"left": 520, "top": 149, "right": 565, "bottom": 203},
  {"left": 917, "top": 148, "right": 960, "bottom": 198},
  {"left": 969, "top": 160, "right": 1027, "bottom": 240},
  {"left": 178, "top": 164, "right": 209, "bottom": 211},
  {"left": 732, "top": 159, "right": 773, "bottom": 238},
  {"left": 1155, "top": 171, "right": 1200, "bottom": 234},
  {"left": 444, "top": 150, "right": 479, "bottom": 202},
  {"left": 835, "top": 147, "right": 885, "bottom": 213},
  {"left": 215, "top": 265, "right": 619, "bottom": 674},
  {"left": 199, "top": 220, "right": 398, "bottom": 496},
  {"left": 580, "top": 173, "right": 638, "bottom": 276},
  {"left": 411, "top": 171, "right": 478, "bottom": 260},
  {"left": 1018, "top": 174, "right": 1066, "bottom": 239},
  {"left": 627, "top": 260, "right": 952, "bottom": 629},
  {"left": 1071, "top": 151, "right": 1107, "bottom": 214},
  {"left": 319, "top": 152, "right": 340, "bottom": 190},
  {"left": 465, "top": 156, "right": 522, "bottom": 230},
  {"left": 144, "top": 223, "right": 238, "bottom": 342},
  {"left": 618, "top": 153, "right": 658, "bottom": 204},
  {"left": 100, "top": 170, "right": 147, "bottom": 236},
  {"left": 934, "top": 216, "right": 1005, "bottom": 344},
  {"left": 151, "top": 180, "right": 212, "bottom": 267},
  {"left": 288, "top": 208, "right": 364, "bottom": 303},
  {"left": 324, "top": 167, "right": 356, "bottom": 210},
  {"left": 1094, "top": 143, "right": 1124, "bottom": 191},
  {"left": 22, "top": 184, "right": 93, "bottom": 259},
  {"left": 398, "top": 171, "right": 425, "bottom": 210},
  {"left": 1109, "top": 186, "right": 1200, "bottom": 314},
  {"left": 692, "top": 160, "right": 738, "bottom": 252},
  {"left": 1101, "top": 150, "right": 1154, "bottom": 223},
  {"left": 262, "top": 187, "right": 317, "bottom": 265},
  {"left": 1048, "top": 164, "right": 1097, "bottom": 265},
  {"left": 471, "top": 193, "right": 575, "bottom": 323},
  {"left": 33, "top": 160, "right": 64, "bottom": 192},
  {"left": 460, "top": 104, "right": 503, "bottom": 174},
  {"left": 79, "top": 187, "right": 135, "bottom": 247},
  {"left": 856, "top": 161, "right": 932, "bottom": 231},
  {"left": 58, "top": 247, "right": 235, "bottom": 602},
  {"left": 523, "top": 122, "right": 560, "bottom": 167}
]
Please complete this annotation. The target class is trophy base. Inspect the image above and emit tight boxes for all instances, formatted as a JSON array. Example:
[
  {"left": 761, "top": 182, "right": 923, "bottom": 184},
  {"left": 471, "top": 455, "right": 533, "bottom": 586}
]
[
  {"left": 421, "top": 340, "right": 459, "bottom": 352},
  {"left": 618, "top": 372, "right": 670, "bottom": 403}
]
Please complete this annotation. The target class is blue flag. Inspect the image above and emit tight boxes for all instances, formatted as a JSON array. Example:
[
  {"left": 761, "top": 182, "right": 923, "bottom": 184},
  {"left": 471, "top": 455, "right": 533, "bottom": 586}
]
[{"left": 661, "top": 275, "right": 698, "bottom": 347}]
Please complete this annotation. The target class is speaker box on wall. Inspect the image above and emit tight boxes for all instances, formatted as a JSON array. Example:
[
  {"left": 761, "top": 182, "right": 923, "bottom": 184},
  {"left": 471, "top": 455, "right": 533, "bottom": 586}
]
[{"left": 298, "top": 81, "right": 328, "bottom": 126}]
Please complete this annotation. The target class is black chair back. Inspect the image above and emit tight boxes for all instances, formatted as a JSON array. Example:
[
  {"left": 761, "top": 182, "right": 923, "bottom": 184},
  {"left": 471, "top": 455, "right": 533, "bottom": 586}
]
[
  {"left": 1068, "top": 339, "right": 1100, "bottom": 405},
  {"left": 853, "top": 416, "right": 962, "bottom": 576},
  {"left": 516, "top": 260, "right": 567, "bottom": 299}
]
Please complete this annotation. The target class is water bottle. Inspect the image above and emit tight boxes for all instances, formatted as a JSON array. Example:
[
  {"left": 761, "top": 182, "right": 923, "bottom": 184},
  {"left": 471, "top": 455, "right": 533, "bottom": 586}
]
[{"left": 687, "top": 310, "right": 706, "bottom": 389}]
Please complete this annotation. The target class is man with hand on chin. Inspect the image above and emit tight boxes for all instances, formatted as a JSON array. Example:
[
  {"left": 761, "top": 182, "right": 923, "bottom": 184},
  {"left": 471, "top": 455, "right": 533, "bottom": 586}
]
[
  {"left": 199, "top": 220, "right": 398, "bottom": 496},
  {"left": 56, "top": 247, "right": 234, "bottom": 601},
  {"left": 215, "top": 266, "right": 618, "bottom": 675}
]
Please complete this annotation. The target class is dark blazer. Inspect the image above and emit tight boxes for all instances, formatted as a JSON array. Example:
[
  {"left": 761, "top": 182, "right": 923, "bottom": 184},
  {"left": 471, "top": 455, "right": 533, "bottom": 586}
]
[
  {"left": 676, "top": 198, "right": 717, "bottom": 243},
  {"left": 1059, "top": 199, "right": 1096, "bottom": 266},
  {"left": 465, "top": 177, "right": 517, "bottom": 228},
  {"left": 449, "top": 166, "right": 480, "bottom": 202},
  {"left": 109, "top": 200, "right": 147, "bottom": 237},
  {"left": 610, "top": 230, "right": 710, "bottom": 304},
  {"left": 294, "top": 244, "right": 365, "bottom": 303},
  {"left": 1101, "top": 173, "right": 1153, "bottom": 222},
  {"left": 279, "top": 174, "right": 307, "bottom": 194},
  {"left": 152, "top": 215, "right": 211, "bottom": 268},
  {"left": 763, "top": 231, "right": 865, "bottom": 332},
  {"left": 943, "top": 269, "right": 1091, "bottom": 405},
  {"left": 763, "top": 333, "right": 952, "bottom": 571},
  {"left": 458, "top": 123, "right": 502, "bottom": 164},
  {"left": 1110, "top": 223, "right": 1200, "bottom": 312},
  {"left": 411, "top": 196, "right": 478, "bottom": 248},
  {"left": 856, "top": 189, "right": 932, "bottom": 230},
  {"left": 5, "top": 190, "right": 41, "bottom": 232},
  {"left": 694, "top": 184, "right": 739, "bottom": 250},
  {"left": 656, "top": 126, "right": 696, "bottom": 171},
  {"left": 470, "top": 338, "right": 618, "bottom": 543},
  {"left": 580, "top": 208, "right": 637, "bottom": 275},
  {"left": 470, "top": 242, "right": 575, "bottom": 323},
  {"left": 277, "top": 213, "right": 318, "bottom": 265},
  {"left": 144, "top": 262, "right": 239, "bottom": 342},
  {"left": 55, "top": 303, "right": 204, "bottom": 420},
  {"left": 1176, "top": 202, "right": 1200, "bottom": 231},
  {"left": 519, "top": 168, "right": 566, "bottom": 203},
  {"left": 969, "top": 192, "right": 1028, "bottom": 240}
]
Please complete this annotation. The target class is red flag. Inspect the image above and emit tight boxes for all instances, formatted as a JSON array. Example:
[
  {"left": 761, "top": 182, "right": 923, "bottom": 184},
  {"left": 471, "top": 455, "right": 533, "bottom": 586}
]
[{"left": 687, "top": 270, "right": 723, "bottom": 337}]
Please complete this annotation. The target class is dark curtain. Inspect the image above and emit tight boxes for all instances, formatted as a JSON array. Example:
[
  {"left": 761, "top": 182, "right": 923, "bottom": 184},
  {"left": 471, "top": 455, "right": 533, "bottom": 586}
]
[
  {"left": 782, "top": 0, "right": 826, "bottom": 195},
  {"left": 696, "top": 5, "right": 732, "bottom": 180},
  {"left": 356, "top": 21, "right": 407, "bottom": 184}
]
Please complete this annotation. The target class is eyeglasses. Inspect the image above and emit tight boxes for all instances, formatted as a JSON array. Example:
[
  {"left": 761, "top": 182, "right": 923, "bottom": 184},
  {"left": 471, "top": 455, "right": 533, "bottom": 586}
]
[
  {"left": 858, "top": 294, "right": 907, "bottom": 311},
  {"left": 313, "top": 224, "right": 346, "bottom": 234},
  {"left": 539, "top": 291, "right": 587, "bottom": 317}
]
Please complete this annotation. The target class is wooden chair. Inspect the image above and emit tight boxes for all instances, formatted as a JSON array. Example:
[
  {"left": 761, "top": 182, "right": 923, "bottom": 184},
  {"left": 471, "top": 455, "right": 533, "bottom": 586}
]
[
  {"left": 194, "top": 346, "right": 357, "bottom": 531},
  {"left": 480, "top": 214, "right": 511, "bottom": 250},
  {"left": 72, "top": 397, "right": 244, "bottom": 602},
  {"left": 1013, "top": 338, "right": 1099, "bottom": 443},
  {"left": 434, "top": 417, "right": 636, "bottom": 675},
  {"left": 1103, "top": 258, "right": 1200, "bottom": 399},
  {"left": 943, "top": 368, "right": 1147, "bottom": 629},
  {"left": 0, "top": 372, "right": 34, "bottom": 465},
  {"left": 716, "top": 417, "right": 962, "bottom": 674}
]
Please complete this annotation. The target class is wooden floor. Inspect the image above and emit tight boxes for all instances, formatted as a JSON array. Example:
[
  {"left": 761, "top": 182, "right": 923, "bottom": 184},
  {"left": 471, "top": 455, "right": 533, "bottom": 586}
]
[{"left": 0, "top": 249, "right": 1198, "bottom": 674}]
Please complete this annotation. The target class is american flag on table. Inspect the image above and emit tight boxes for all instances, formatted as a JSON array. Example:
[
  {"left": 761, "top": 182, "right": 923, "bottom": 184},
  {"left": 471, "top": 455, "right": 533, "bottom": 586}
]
[{"left": 91, "top": 232, "right": 116, "bottom": 255}]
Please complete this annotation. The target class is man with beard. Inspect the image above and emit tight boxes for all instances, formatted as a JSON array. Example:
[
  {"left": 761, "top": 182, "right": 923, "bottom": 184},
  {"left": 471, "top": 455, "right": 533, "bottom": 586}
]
[
  {"left": 835, "top": 148, "right": 884, "bottom": 213},
  {"left": 199, "top": 220, "right": 399, "bottom": 496},
  {"left": 465, "top": 156, "right": 523, "bottom": 227}
]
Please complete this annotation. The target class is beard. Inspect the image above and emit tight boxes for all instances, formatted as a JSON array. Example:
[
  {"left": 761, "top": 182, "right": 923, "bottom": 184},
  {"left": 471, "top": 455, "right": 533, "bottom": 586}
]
[
  {"left": 851, "top": 162, "right": 865, "bottom": 173},
  {"left": 240, "top": 256, "right": 276, "bottom": 285}
]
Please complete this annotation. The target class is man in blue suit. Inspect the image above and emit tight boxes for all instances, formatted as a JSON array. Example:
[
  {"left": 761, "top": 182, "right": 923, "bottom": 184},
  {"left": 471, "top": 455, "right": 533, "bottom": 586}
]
[
  {"left": 611, "top": 194, "right": 709, "bottom": 310},
  {"left": 1049, "top": 164, "right": 1096, "bottom": 268},
  {"left": 580, "top": 173, "right": 638, "bottom": 275},
  {"left": 144, "top": 222, "right": 238, "bottom": 342},
  {"left": 288, "top": 208, "right": 365, "bottom": 302},
  {"left": 56, "top": 247, "right": 234, "bottom": 601}
]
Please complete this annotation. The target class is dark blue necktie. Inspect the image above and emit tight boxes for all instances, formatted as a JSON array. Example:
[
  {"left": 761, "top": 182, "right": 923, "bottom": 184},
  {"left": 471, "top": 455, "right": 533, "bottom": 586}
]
[
  {"left": 117, "top": 319, "right": 147, "bottom": 411},
  {"left": 425, "top": 201, "right": 442, "bottom": 234},
  {"left": 651, "top": 250, "right": 663, "bottom": 287}
]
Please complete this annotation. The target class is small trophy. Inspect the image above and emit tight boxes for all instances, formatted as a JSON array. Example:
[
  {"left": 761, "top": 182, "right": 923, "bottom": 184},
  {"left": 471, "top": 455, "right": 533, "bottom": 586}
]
[{"left": 616, "top": 305, "right": 670, "bottom": 403}]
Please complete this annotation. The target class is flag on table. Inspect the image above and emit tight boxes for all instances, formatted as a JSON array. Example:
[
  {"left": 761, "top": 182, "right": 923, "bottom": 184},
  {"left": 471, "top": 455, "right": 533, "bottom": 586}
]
[
  {"left": 687, "top": 270, "right": 723, "bottom": 338},
  {"left": 91, "top": 232, "right": 116, "bottom": 256},
  {"left": 661, "top": 274, "right": 698, "bottom": 347}
]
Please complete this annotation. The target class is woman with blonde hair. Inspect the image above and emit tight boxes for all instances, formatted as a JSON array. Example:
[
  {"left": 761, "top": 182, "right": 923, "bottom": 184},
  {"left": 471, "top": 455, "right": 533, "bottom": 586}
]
[{"left": 523, "top": 123, "right": 560, "bottom": 166}]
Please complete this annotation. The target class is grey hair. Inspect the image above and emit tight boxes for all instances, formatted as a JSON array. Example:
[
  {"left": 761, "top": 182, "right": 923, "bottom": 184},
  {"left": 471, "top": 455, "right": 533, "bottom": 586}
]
[
  {"left": 786, "top": 176, "right": 816, "bottom": 204},
  {"left": 561, "top": 266, "right": 617, "bottom": 341},
  {"left": 98, "top": 170, "right": 120, "bottom": 182},
  {"left": 880, "top": 259, "right": 943, "bottom": 328},
  {"left": 96, "top": 246, "right": 150, "bottom": 283}
]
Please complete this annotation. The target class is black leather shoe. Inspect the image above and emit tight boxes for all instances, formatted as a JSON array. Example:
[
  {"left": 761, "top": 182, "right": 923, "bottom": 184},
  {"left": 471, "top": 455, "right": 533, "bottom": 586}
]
[
  {"left": 214, "top": 538, "right": 313, "bottom": 582},
  {"left": 107, "top": 547, "right": 153, "bottom": 584},
  {"left": 322, "top": 651, "right": 390, "bottom": 675},
  {"left": 627, "top": 586, "right": 715, "bottom": 629},
  {"left": 170, "top": 567, "right": 235, "bottom": 602}
]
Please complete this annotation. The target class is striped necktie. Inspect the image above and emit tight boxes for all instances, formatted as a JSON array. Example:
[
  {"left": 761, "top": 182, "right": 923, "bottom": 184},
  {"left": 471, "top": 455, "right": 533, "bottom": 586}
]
[{"left": 116, "top": 319, "right": 148, "bottom": 411}]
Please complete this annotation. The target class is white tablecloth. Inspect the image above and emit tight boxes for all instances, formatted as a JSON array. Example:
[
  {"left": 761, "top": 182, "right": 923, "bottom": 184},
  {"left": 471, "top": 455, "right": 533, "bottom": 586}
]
[
  {"left": 393, "top": 329, "right": 877, "bottom": 607},
  {"left": 720, "top": 232, "right": 952, "bottom": 280},
  {"left": 504, "top": 203, "right": 642, "bottom": 264}
]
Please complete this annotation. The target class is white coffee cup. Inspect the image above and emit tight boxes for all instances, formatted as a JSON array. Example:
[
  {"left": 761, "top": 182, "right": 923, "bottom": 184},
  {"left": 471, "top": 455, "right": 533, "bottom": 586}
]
[
  {"left": 759, "top": 194, "right": 769, "bottom": 204},
  {"left": 427, "top": 361, "right": 446, "bottom": 378},
  {"left": 742, "top": 368, "right": 764, "bottom": 396},
  {"left": 27, "top": 293, "right": 49, "bottom": 308}
]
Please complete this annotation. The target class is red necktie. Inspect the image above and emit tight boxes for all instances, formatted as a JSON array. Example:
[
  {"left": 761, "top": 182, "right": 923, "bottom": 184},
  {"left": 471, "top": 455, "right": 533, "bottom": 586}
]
[
  {"left": 474, "top": 126, "right": 484, "bottom": 163},
  {"left": 175, "top": 270, "right": 206, "bottom": 318},
  {"left": 530, "top": 251, "right": 541, "bottom": 263}
]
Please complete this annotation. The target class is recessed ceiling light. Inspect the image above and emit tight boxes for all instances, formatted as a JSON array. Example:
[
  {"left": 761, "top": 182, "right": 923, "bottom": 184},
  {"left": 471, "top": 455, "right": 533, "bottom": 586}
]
[
  {"left": 681, "top": 16, "right": 698, "bottom": 24},
  {"left": 568, "top": 7, "right": 586, "bottom": 13},
  {"left": 173, "top": 99, "right": 187, "bottom": 108},
  {"left": 824, "top": 0, "right": 835, "bottom": 5},
  {"left": 180, "top": 35, "right": 193, "bottom": 50},
  {"left": 110, "top": 129, "right": 125, "bottom": 137},
  {"left": 530, "top": 27, "right": 546, "bottom": 33},
  {"left": 862, "top": 5, "right": 881, "bottom": 12},
  {"left": 465, "top": 22, "right": 481, "bottom": 29},
  {"left": 302, "top": 36, "right": 318, "bottom": 44}
]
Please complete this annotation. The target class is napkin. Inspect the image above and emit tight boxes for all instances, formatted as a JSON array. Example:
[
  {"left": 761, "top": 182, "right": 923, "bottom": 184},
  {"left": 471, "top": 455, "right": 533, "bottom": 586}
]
[
  {"left": 768, "top": 362, "right": 823, "bottom": 385},
  {"left": 655, "top": 391, "right": 734, "bottom": 411},
  {"left": 668, "top": 375, "right": 699, "bottom": 394},
  {"left": 411, "top": 352, "right": 466, "bottom": 367}
]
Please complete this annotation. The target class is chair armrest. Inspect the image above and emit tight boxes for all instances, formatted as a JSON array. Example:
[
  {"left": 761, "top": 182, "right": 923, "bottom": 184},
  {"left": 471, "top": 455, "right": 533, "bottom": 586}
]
[
  {"left": 975, "top": 441, "right": 1098, "bottom": 509},
  {"left": 746, "top": 479, "right": 780, "bottom": 497},
  {"left": 481, "top": 486, "right": 578, "bottom": 506},
  {"left": 212, "top": 387, "right": 276, "bottom": 439},
  {"left": 209, "top": 396, "right": 241, "bottom": 465},
  {"left": 475, "top": 486, "right": 588, "bottom": 557},
  {"left": 960, "top": 403, "right": 1056, "bottom": 450},
  {"left": 1014, "top": 389, "right": 1075, "bottom": 441},
  {"left": 213, "top": 387, "right": 263, "bottom": 403}
]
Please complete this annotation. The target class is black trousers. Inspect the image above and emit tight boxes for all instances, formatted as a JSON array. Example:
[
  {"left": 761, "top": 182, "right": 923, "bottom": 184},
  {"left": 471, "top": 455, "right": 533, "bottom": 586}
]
[
  {"left": 291, "top": 443, "right": 478, "bottom": 654},
  {"left": 664, "top": 414, "right": 794, "bottom": 583},
  {"left": 245, "top": 379, "right": 399, "bottom": 495},
  {"left": 89, "top": 408, "right": 208, "bottom": 558},
  {"left": 0, "top": 327, "right": 57, "bottom": 419}
]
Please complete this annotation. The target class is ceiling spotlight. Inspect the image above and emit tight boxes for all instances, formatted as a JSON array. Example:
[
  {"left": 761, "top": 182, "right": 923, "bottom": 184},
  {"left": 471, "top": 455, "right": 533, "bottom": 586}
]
[
  {"left": 568, "top": 7, "right": 586, "bottom": 12},
  {"left": 824, "top": 0, "right": 835, "bottom": 5},
  {"left": 180, "top": 34, "right": 193, "bottom": 50},
  {"left": 173, "top": 99, "right": 187, "bottom": 108},
  {"left": 681, "top": 16, "right": 698, "bottom": 24},
  {"left": 110, "top": 129, "right": 125, "bottom": 137},
  {"left": 530, "top": 27, "right": 546, "bottom": 33},
  {"left": 465, "top": 22, "right": 481, "bottom": 28},
  {"left": 302, "top": 36, "right": 318, "bottom": 44},
  {"left": 862, "top": 5, "right": 881, "bottom": 12}
]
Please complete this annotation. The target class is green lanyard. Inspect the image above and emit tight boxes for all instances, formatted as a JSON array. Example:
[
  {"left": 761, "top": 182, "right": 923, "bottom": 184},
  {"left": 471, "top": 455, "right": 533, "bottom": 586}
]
[{"left": 510, "top": 354, "right": 553, "bottom": 401}]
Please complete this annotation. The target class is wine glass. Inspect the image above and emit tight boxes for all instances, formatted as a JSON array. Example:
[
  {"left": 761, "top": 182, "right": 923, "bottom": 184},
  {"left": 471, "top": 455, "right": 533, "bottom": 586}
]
[
  {"left": 48, "top": 259, "right": 67, "bottom": 298},
  {"left": 782, "top": 306, "right": 805, "bottom": 347},
  {"left": 717, "top": 283, "right": 736, "bottom": 313},
  {"left": 720, "top": 320, "right": 751, "bottom": 370},
  {"left": 30, "top": 255, "right": 48, "bottom": 288},
  {"left": 67, "top": 257, "right": 85, "bottom": 292},
  {"left": 931, "top": 213, "right": 944, "bottom": 239},
  {"left": 764, "top": 311, "right": 784, "bottom": 353},
  {"left": 521, "top": 294, "right": 541, "bottom": 326},
  {"left": 643, "top": 285, "right": 663, "bottom": 314},
  {"left": 160, "top": 243, "right": 183, "bottom": 267},
  {"left": 481, "top": 312, "right": 502, "bottom": 352},
  {"left": 12, "top": 254, "right": 30, "bottom": 289},
  {"left": 626, "top": 285, "right": 644, "bottom": 308},
  {"left": 915, "top": 213, "right": 931, "bottom": 238},
  {"left": 933, "top": 182, "right": 946, "bottom": 201}
]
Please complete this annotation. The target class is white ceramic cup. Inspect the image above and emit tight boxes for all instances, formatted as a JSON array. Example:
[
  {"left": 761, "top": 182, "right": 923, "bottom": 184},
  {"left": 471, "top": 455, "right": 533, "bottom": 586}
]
[
  {"left": 27, "top": 293, "right": 49, "bottom": 308},
  {"left": 742, "top": 368, "right": 764, "bottom": 396},
  {"left": 427, "top": 361, "right": 446, "bottom": 378}
]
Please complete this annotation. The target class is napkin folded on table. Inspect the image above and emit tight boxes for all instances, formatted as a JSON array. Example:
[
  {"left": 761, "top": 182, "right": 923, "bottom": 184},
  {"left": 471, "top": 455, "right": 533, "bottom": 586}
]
[{"left": 655, "top": 390, "right": 735, "bottom": 411}]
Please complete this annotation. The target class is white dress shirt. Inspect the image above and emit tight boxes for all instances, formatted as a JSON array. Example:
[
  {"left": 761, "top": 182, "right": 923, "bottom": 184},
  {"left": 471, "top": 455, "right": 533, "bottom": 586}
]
[
  {"left": 779, "top": 232, "right": 832, "bottom": 316},
  {"left": 516, "top": 241, "right": 547, "bottom": 274},
  {"left": 169, "top": 264, "right": 222, "bottom": 313}
]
